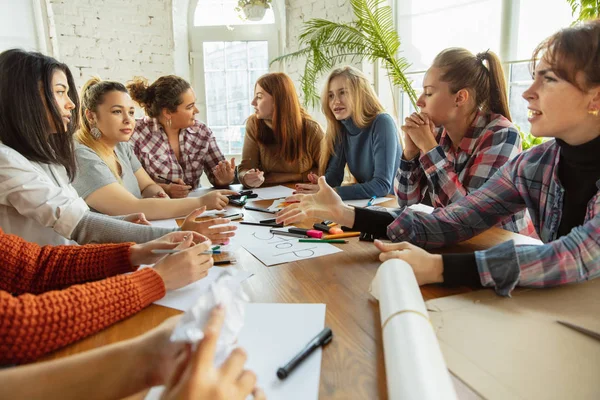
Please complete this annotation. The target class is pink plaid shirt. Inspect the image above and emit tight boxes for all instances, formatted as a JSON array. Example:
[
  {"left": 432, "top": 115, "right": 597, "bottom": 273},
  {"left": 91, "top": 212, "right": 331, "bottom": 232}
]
[
  {"left": 130, "top": 117, "right": 225, "bottom": 189},
  {"left": 394, "top": 111, "right": 534, "bottom": 235}
]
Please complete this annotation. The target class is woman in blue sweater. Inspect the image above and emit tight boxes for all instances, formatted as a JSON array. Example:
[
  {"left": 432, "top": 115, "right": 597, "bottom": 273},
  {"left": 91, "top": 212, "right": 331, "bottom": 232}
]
[{"left": 295, "top": 66, "right": 402, "bottom": 200}]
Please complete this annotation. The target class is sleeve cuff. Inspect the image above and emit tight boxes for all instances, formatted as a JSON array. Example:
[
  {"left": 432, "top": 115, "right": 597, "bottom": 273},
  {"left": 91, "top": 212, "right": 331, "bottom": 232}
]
[
  {"left": 475, "top": 240, "right": 520, "bottom": 297},
  {"left": 419, "top": 145, "right": 447, "bottom": 174},
  {"left": 441, "top": 253, "right": 482, "bottom": 287},
  {"left": 54, "top": 197, "right": 89, "bottom": 240},
  {"left": 352, "top": 207, "right": 394, "bottom": 238},
  {"left": 129, "top": 268, "right": 166, "bottom": 306}
]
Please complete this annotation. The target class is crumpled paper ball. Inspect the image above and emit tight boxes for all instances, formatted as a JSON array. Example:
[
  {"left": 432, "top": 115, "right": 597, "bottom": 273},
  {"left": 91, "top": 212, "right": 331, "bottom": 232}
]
[{"left": 170, "top": 269, "right": 249, "bottom": 365}]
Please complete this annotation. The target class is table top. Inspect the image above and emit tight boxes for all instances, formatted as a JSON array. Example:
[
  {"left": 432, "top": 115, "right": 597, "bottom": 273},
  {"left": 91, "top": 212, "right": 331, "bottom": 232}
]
[{"left": 41, "top": 195, "right": 541, "bottom": 399}]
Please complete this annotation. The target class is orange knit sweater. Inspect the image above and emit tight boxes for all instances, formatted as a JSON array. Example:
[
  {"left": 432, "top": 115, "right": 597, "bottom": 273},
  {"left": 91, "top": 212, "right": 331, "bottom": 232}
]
[{"left": 0, "top": 229, "right": 166, "bottom": 365}]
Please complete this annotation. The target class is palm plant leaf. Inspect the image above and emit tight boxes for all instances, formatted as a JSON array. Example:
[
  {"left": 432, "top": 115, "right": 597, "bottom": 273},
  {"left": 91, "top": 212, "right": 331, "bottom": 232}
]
[{"left": 270, "top": 0, "right": 417, "bottom": 109}]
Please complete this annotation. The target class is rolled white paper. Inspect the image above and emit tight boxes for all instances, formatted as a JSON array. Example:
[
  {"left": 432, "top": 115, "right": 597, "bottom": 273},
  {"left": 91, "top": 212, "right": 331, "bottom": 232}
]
[{"left": 370, "top": 259, "right": 457, "bottom": 400}]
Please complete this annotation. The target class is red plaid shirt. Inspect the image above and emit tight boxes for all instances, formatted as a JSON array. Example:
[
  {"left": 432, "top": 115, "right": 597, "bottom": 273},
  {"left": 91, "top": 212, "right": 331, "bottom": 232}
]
[
  {"left": 394, "top": 111, "right": 534, "bottom": 235},
  {"left": 130, "top": 117, "right": 225, "bottom": 189}
]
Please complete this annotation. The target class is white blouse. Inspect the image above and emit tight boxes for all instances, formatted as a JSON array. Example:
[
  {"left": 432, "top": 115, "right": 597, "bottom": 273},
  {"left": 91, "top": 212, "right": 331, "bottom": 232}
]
[{"left": 0, "top": 143, "right": 89, "bottom": 246}]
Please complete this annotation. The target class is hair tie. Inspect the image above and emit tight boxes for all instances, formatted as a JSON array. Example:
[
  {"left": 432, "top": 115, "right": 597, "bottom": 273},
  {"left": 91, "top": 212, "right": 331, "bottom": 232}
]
[{"left": 476, "top": 50, "right": 489, "bottom": 64}]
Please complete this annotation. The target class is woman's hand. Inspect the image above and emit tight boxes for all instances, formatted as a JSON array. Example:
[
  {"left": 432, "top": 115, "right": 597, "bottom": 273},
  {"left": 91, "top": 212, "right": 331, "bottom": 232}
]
[
  {"left": 401, "top": 112, "right": 438, "bottom": 154},
  {"left": 129, "top": 231, "right": 209, "bottom": 266},
  {"left": 181, "top": 208, "right": 237, "bottom": 245},
  {"left": 307, "top": 172, "right": 320, "bottom": 184},
  {"left": 199, "top": 190, "right": 238, "bottom": 210},
  {"left": 153, "top": 236, "right": 214, "bottom": 291},
  {"left": 277, "top": 176, "right": 354, "bottom": 226},
  {"left": 374, "top": 240, "right": 444, "bottom": 285},
  {"left": 166, "top": 179, "right": 193, "bottom": 198},
  {"left": 243, "top": 169, "right": 265, "bottom": 188},
  {"left": 135, "top": 316, "right": 187, "bottom": 388},
  {"left": 214, "top": 158, "right": 236, "bottom": 186},
  {"left": 294, "top": 183, "right": 320, "bottom": 194},
  {"left": 160, "top": 306, "right": 265, "bottom": 400},
  {"left": 154, "top": 191, "right": 170, "bottom": 198},
  {"left": 122, "top": 212, "right": 151, "bottom": 226},
  {"left": 401, "top": 125, "right": 421, "bottom": 160}
]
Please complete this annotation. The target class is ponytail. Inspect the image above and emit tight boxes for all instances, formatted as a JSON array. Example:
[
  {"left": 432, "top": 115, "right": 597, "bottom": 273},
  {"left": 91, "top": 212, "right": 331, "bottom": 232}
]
[{"left": 432, "top": 48, "right": 511, "bottom": 121}]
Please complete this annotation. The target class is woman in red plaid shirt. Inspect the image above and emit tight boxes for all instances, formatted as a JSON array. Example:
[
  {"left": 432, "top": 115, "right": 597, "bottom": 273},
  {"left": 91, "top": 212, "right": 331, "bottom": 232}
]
[
  {"left": 128, "top": 75, "right": 236, "bottom": 198},
  {"left": 396, "top": 48, "right": 533, "bottom": 235}
]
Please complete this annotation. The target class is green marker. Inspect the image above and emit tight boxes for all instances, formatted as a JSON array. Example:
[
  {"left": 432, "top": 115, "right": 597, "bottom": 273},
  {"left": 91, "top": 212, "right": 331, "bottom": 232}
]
[{"left": 298, "top": 239, "right": 348, "bottom": 244}]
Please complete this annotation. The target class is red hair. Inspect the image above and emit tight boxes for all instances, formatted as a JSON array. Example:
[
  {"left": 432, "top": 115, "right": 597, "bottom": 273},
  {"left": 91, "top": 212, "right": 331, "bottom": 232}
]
[{"left": 250, "top": 72, "right": 312, "bottom": 162}]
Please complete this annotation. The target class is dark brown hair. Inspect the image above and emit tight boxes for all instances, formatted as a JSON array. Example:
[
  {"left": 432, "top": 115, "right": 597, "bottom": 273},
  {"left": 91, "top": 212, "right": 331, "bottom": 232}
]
[
  {"left": 0, "top": 49, "right": 79, "bottom": 180},
  {"left": 532, "top": 19, "right": 600, "bottom": 92},
  {"left": 127, "top": 75, "right": 190, "bottom": 118},
  {"left": 432, "top": 48, "right": 511, "bottom": 121},
  {"left": 249, "top": 72, "right": 315, "bottom": 163}
]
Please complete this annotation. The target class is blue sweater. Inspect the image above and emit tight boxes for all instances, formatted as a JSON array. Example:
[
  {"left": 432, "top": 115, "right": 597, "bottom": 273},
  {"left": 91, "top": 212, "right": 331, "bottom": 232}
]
[{"left": 324, "top": 113, "right": 402, "bottom": 200}]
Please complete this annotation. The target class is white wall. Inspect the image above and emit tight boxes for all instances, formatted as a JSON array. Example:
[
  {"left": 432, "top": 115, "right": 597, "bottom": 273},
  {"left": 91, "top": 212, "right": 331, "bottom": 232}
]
[
  {"left": 284, "top": 0, "right": 358, "bottom": 122},
  {"left": 48, "top": 0, "right": 175, "bottom": 87}
]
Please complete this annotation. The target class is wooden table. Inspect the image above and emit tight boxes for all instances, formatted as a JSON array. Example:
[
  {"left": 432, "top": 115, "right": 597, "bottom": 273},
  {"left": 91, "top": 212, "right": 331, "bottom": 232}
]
[{"left": 42, "top": 197, "right": 541, "bottom": 399}]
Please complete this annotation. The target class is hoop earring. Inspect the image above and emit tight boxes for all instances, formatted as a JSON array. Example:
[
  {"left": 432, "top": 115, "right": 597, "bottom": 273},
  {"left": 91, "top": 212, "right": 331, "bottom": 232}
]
[
  {"left": 588, "top": 108, "right": 599, "bottom": 117},
  {"left": 90, "top": 126, "right": 102, "bottom": 139}
]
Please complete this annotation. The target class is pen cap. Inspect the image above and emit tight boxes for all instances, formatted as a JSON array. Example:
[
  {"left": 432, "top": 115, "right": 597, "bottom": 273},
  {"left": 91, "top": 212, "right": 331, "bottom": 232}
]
[{"left": 306, "top": 229, "right": 323, "bottom": 239}]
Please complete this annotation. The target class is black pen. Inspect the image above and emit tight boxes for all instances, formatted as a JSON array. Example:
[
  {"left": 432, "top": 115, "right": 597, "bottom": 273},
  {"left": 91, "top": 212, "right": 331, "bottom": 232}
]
[
  {"left": 277, "top": 327, "right": 333, "bottom": 380},
  {"left": 270, "top": 229, "right": 307, "bottom": 238},
  {"left": 240, "top": 221, "right": 283, "bottom": 228},
  {"left": 244, "top": 205, "right": 277, "bottom": 214}
]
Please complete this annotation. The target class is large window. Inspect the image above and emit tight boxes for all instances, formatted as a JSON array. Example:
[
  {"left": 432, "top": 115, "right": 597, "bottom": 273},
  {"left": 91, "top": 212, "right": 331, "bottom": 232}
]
[
  {"left": 393, "top": 0, "right": 573, "bottom": 133},
  {"left": 190, "top": 0, "right": 278, "bottom": 156},
  {"left": 203, "top": 41, "right": 269, "bottom": 154}
]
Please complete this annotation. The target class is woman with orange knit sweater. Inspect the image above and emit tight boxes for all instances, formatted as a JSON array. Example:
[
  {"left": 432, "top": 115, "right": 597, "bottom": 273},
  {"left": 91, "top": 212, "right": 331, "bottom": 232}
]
[{"left": 0, "top": 228, "right": 214, "bottom": 365}]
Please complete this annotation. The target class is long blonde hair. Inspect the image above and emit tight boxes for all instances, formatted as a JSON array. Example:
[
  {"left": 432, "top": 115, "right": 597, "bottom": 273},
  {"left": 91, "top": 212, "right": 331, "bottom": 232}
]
[
  {"left": 319, "top": 66, "right": 385, "bottom": 174},
  {"left": 75, "top": 76, "right": 129, "bottom": 182}
]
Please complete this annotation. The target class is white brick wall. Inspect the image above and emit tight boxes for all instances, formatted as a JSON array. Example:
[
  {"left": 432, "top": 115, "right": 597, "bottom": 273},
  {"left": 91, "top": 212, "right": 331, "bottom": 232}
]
[
  {"left": 45, "top": 0, "right": 356, "bottom": 104},
  {"left": 49, "top": 0, "right": 175, "bottom": 87},
  {"left": 285, "top": 0, "right": 358, "bottom": 119}
]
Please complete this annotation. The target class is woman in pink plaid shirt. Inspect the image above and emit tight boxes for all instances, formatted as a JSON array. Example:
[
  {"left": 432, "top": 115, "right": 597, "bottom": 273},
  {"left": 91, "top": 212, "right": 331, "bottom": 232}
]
[
  {"left": 396, "top": 48, "right": 533, "bottom": 235},
  {"left": 128, "top": 75, "right": 236, "bottom": 198}
]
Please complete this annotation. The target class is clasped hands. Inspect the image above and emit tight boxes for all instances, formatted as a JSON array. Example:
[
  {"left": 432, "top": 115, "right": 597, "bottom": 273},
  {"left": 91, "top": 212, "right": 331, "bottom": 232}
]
[{"left": 402, "top": 112, "right": 438, "bottom": 160}]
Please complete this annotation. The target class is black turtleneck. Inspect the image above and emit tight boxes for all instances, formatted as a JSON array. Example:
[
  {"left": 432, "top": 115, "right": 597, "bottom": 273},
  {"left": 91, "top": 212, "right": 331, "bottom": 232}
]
[
  {"left": 556, "top": 136, "right": 600, "bottom": 236},
  {"left": 352, "top": 136, "right": 600, "bottom": 288}
]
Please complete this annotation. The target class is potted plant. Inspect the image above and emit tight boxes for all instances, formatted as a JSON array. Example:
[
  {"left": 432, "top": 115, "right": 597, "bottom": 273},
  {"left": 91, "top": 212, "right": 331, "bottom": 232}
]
[
  {"left": 567, "top": 0, "right": 600, "bottom": 23},
  {"left": 271, "top": 0, "right": 417, "bottom": 110},
  {"left": 235, "top": 0, "right": 272, "bottom": 21}
]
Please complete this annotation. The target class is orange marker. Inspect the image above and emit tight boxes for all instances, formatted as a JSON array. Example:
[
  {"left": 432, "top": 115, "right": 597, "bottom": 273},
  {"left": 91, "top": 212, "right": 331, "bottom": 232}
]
[{"left": 323, "top": 232, "right": 361, "bottom": 239}]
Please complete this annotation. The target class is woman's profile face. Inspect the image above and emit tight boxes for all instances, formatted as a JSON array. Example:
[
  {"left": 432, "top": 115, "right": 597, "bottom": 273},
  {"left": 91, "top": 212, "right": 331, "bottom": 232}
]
[
  {"left": 523, "top": 59, "right": 600, "bottom": 145},
  {"left": 44, "top": 69, "right": 76, "bottom": 133}
]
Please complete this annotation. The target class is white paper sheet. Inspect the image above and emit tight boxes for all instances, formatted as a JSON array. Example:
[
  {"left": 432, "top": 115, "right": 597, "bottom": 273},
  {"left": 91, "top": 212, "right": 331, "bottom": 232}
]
[
  {"left": 145, "top": 303, "right": 326, "bottom": 400},
  {"left": 370, "top": 259, "right": 457, "bottom": 400},
  {"left": 408, "top": 203, "right": 435, "bottom": 214},
  {"left": 233, "top": 222, "right": 342, "bottom": 266},
  {"left": 153, "top": 267, "right": 253, "bottom": 311},
  {"left": 252, "top": 185, "right": 295, "bottom": 200},
  {"left": 345, "top": 197, "right": 391, "bottom": 207},
  {"left": 149, "top": 218, "right": 179, "bottom": 229}
]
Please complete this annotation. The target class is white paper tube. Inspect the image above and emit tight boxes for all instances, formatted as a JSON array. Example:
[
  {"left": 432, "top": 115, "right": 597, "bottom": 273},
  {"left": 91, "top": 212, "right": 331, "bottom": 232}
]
[{"left": 370, "top": 259, "right": 457, "bottom": 400}]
